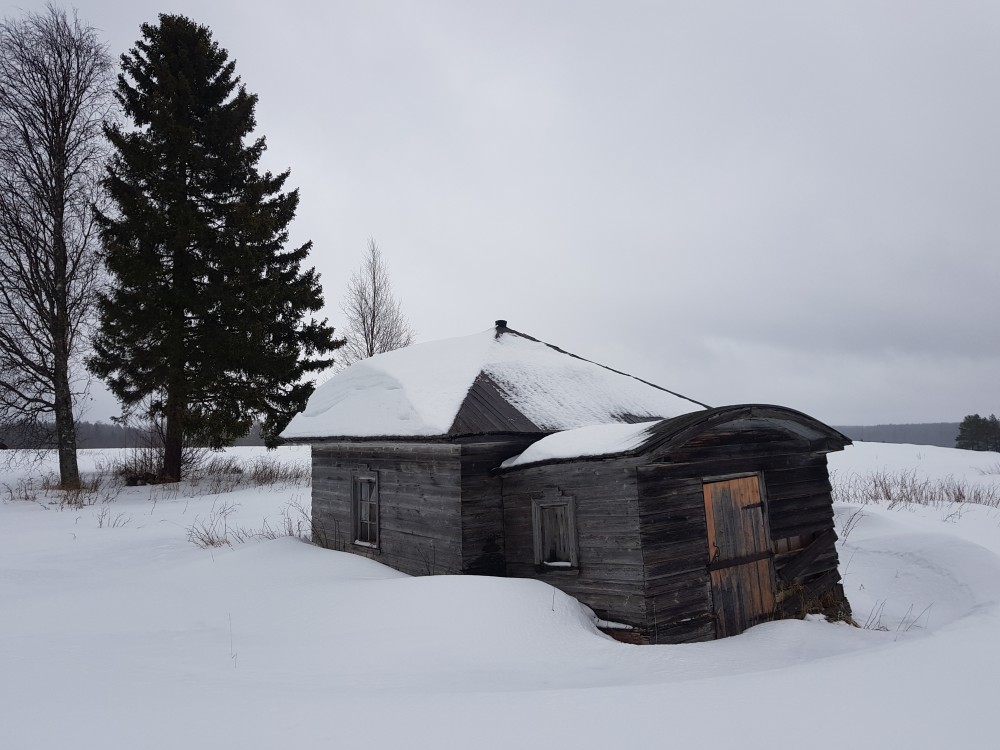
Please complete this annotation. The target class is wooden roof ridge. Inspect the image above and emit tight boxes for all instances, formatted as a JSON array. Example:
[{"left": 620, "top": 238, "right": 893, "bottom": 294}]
[
  {"left": 495, "top": 323, "right": 712, "bottom": 412},
  {"left": 497, "top": 403, "right": 851, "bottom": 472}
]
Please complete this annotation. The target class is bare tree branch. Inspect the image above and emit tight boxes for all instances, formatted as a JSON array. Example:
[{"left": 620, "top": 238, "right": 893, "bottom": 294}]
[
  {"left": 338, "top": 239, "right": 415, "bottom": 367},
  {"left": 0, "top": 4, "right": 113, "bottom": 486}
]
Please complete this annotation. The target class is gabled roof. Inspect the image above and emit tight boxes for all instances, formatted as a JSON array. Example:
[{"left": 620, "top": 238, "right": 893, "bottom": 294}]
[
  {"left": 281, "top": 323, "right": 708, "bottom": 440},
  {"left": 499, "top": 404, "right": 852, "bottom": 470}
]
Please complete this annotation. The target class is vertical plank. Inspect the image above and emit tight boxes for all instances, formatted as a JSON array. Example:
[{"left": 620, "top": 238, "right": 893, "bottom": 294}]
[{"left": 703, "top": 484, "right": 720, "bottom": 561}]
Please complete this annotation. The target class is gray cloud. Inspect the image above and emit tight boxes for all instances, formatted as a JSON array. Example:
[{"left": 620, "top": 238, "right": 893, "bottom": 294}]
[{"left": 7, "top": 0, "right": 997, "bottom": 424}]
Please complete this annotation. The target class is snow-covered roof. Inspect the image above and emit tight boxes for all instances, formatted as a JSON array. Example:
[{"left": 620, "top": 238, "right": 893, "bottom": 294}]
[
  {"left": 281, "top": 324, "right": 707, "bottom": 440},
  {"left": 500, "top": 420, "right": 661, "bottom": 469}
]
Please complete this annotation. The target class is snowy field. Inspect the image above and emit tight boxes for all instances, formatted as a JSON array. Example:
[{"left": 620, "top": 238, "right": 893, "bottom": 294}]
[{"left": 2, "top": 442, "right": 1000, "bottom": 749}]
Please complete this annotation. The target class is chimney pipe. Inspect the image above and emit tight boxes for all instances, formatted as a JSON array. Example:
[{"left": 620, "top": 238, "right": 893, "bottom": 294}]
[{"left": 495, "top": 319, "right": 507, "bottom": 328}]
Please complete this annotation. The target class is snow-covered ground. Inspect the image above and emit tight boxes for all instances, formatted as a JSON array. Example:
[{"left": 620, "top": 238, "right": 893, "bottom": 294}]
[{"left": 2, "top": 442, "right": 1000, "bottom": 749}]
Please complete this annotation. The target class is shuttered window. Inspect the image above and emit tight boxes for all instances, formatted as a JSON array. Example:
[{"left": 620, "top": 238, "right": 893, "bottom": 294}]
[
  {"left": 531, "top": 495, "right": 578, "bottom": 569},
  {"left": 353, "top": 472, "right": 379, "bottom": 547}
]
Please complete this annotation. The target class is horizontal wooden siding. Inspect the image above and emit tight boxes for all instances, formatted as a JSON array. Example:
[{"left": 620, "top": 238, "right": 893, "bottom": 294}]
[
  {"left": 312, "top": 442, "right": 464, "bottom": 575},
  {"left": 502, "top": 460, "right": 647, "bottom": 629}
]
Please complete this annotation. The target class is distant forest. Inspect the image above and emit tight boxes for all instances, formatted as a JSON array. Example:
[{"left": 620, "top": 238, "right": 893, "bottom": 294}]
[
  {"left": 833, "top": 423, "right": 960, "bottom": 448},
  {"left": 0, "top": 421, "right": 265, "bottom": 449}
]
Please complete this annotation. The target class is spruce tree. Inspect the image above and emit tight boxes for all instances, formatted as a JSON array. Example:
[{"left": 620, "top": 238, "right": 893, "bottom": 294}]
[
  {"left": 955, "top": 414, "right": 984, "bottom": 450},
  {"left": 90, "top": 14, "right": 340, "bottom": 480},
  {"left": 955, "top": 414, "right": 1000, "bottom": 452}
]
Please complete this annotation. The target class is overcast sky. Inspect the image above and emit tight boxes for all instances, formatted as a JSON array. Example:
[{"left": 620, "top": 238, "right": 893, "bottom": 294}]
[{"left": 6, "top": 0, "right": 998, "bottom": 425}]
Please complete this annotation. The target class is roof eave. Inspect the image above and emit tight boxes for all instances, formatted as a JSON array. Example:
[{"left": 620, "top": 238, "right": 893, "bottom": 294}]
[{"left": 279, "top": 429, "right": 552, "bottom": 445}]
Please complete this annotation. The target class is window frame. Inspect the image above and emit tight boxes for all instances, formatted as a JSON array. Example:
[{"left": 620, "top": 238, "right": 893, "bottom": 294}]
[
  {"left": 531, "top": 494, "right": 579, "bottom": 571},
  {"left": 352, "top": 470, "right": 380, "bottom": 549}
]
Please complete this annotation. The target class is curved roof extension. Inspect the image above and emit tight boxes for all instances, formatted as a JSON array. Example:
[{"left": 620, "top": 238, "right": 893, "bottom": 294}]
[{"left": 500, "top": 404, "right": 851, "bottom": 470}]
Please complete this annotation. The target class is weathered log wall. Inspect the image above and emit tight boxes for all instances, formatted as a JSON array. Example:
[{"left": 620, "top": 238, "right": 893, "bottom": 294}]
[
  {"left": 635, "top": 472, "right": 715, "bottom": 643},
  {"left": 501, "top": 461, "right": 648, "bottom": 629},
  {"left": 312, "top": 442, "right": 464, "bottom": 575},
  {"left": 459, "top": 438, "right": 537, "bottom": 576},
  {"left": 636, "top": 422, "right": 846, "bottom": 643}
]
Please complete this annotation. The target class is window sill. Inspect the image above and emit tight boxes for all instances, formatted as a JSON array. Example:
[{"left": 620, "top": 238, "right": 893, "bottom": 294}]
[
  {"left": 534, "top": 565, "right": 580, "bottom": 576},
  {"left": 353, "top": 541, "right": 378, "bottom": 550}
]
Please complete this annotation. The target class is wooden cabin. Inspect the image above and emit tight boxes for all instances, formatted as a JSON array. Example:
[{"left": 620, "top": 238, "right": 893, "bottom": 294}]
[
  {"left": 498, "top": 406, "right": 851, "bottom": 643},
  {"left": 282, "top": 322, "right": 851, "bottom": 643}
]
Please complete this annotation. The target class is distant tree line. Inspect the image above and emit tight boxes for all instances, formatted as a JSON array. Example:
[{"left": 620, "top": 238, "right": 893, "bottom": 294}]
[
  {"left": 1, "top": 420, "right": 146, "bottom": 449},
  {"left": 0, "top": 420, "right": 266, "bottom": 449},
  {"left": 955, "top": 414, "right": 1000, "bottom": 452},
  {"left": 833, "top": 423, "right": 959, "bottom": 448}
]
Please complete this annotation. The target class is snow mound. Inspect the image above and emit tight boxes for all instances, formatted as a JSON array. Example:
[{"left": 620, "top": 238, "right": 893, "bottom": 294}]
[
  {"left": 4, "top": 444, "right": 1000, "bottom": 748},
  {"left": 829, "top": 441, "right": 1000, "bottom": 488}
]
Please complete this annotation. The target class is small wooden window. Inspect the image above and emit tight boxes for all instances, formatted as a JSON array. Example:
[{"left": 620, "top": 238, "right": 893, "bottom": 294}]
[
  {"left": 532, "top": 495, "right": 578, "bottom": 569},
  {"left": 352, "top": 472, "right": 379, "bottom": 547}
]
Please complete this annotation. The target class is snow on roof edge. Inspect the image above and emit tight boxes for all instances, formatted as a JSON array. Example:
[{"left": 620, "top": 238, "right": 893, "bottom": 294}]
[{"left": 499, "top": 420, "right": 662, "bottom": 470}]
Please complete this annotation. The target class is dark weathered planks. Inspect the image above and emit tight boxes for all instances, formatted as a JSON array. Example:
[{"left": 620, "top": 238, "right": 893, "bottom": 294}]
[
  {"left": 775, "top": 528, "right": 839, "bottom": 582},
  {"left": 501, "top": 461, "right": 647, "bottom": 628},
  {"left": 449, "top": 374, "right": 541, "bottom": 435},
  {"left": 311, "top": 442, "right": 465, "bottom": 575},
  {"left": 632, "top": 417, "right": 848, "bottom": 642},
  {"left": 459, "top": 437, "right": 536, "bottom": 575}
]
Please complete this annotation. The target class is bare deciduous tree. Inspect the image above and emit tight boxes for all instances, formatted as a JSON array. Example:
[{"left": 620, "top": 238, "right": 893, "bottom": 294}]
[
  {"left": 0, "top": 4, "right": 113, "bottom": 487},
  {"left": 339, "top": 239, "right": 415, "bottom": 367}
]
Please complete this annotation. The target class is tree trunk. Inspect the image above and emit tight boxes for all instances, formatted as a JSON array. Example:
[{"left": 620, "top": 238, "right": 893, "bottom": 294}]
[
  {"left": 162, "top": 384, "right": 184, "bottom": 482},
  {"left": 52, "top": 195, "right": 80, "bottom": 489},
  {"left": 162, "top": 200, "right": 187, "bottom": 483},
  {"left": 52, "top": 358, "right": 80, "bottom": 489}
]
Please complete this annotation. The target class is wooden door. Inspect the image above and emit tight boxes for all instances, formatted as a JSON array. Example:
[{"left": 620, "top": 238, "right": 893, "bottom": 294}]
[{"left": 703, "top": 475, "right": 776, "bottom": 637}]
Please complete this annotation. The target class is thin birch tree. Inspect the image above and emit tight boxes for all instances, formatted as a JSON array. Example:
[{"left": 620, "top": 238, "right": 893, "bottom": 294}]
[
  {"left": 339, "top": 240, "right": 415, "bottom": 367},
  {"left": 0, "top": 4, "right": 113, "bottom": 487}
]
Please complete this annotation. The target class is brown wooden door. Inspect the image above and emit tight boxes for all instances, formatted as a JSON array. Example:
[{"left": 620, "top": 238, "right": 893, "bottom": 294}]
[{"left": 703, "top": 475, "right": 776, "bottom": 637}]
